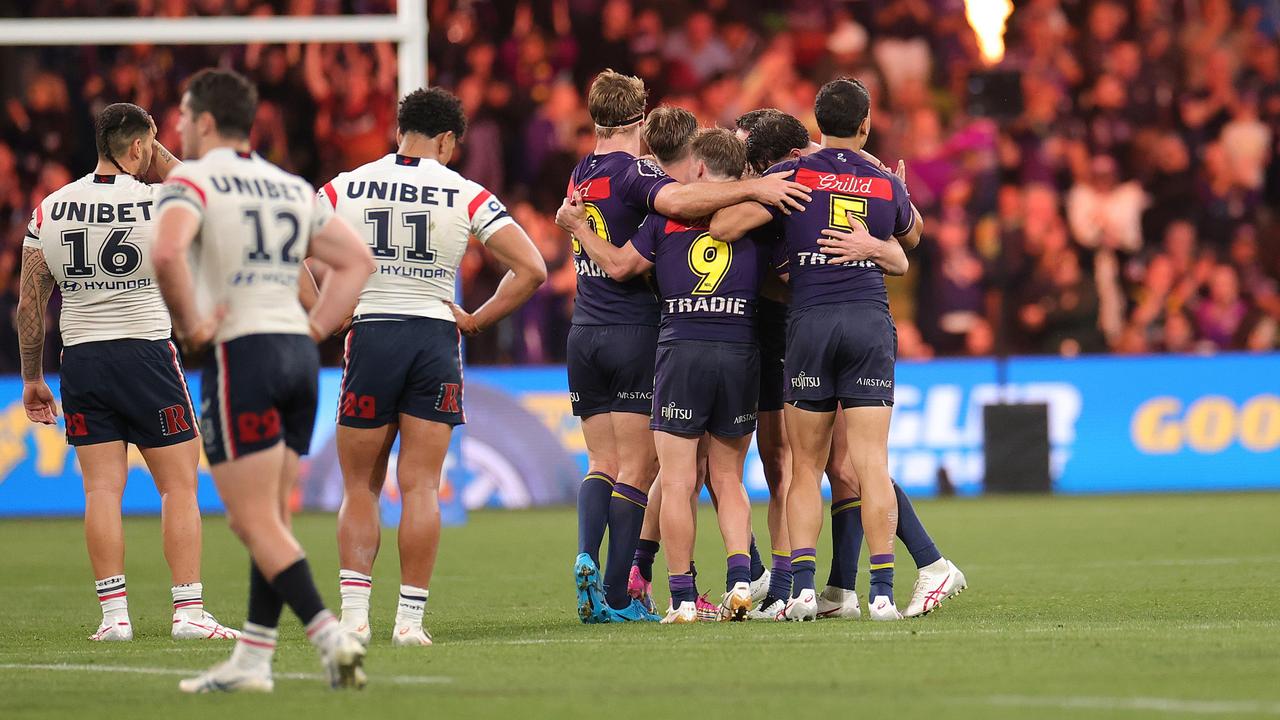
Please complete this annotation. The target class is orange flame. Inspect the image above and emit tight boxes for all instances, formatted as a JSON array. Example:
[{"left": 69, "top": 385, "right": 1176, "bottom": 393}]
[{"left": 965, "top": 0, "right": 1014, "bottom": 65}]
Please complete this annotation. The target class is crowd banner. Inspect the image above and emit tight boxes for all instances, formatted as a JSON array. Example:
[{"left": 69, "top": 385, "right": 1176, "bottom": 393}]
[{"left": 0, "top": 353, "right": 1276, "bottom": 517}]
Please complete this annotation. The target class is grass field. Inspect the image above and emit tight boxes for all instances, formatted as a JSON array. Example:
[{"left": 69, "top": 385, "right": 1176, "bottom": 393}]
[{"left": 1, "top": 493, "right": 1278, "bottom": 719}]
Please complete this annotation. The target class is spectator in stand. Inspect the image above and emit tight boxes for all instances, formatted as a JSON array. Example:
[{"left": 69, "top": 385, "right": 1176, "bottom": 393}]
[{"left": 1196, "top": 264, "right": 1250, "bottom": 349}]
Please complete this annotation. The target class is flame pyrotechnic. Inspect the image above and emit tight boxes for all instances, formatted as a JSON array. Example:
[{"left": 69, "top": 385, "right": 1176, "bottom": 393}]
[{"left": 965, "top": 0, "right": 1014, "bottom": 65}]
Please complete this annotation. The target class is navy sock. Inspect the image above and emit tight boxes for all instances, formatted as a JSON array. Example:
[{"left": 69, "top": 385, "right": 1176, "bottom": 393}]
[
  {"left": 868, "top": 553, "right": 895, "bottom": 601},
  {"left": 604, "top": 483, "right": 647, "bottom": 610},
  {"left": 767, "top": 551, "right": 792, "bottom": 600},
  {"left": 895, "top": 481, "right": 942, "bottom": 568},
  {"left": 577, "top": 471, "right": 615, "bottom": 564},
  {"left": 632, "top": 539, "right": 659, "bottom": 583},
  {"left": 827, "top": 498, "right": 863, "bottom": 591},
  {"left": 726, "top": 552, "right": 752, "bottom": 590},
  {"left": 669, "top": 572, "right": 697, "bottom": 607},
  {"left": 270, "top": 557, "right": 327, "bottom": 627},
  {"left": 247, "top": 561, "right": 284, "bottom": 629},
  {"left": 748, "top": 534, "right": 765, "bottom": 581},
  {"left": 790, "top": 547, "right": 816, "bottom": 597}
]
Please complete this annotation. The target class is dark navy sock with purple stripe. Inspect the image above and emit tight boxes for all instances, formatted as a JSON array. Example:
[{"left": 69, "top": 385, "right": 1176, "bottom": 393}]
[
  {"left": 894, "top": 481, "right": 942, "bottom": 568},
  {"left": 248, "top": 561, "right": 284, "bottom": 629},
  {"left": 869, "top": 554, "right": 895, "bottom": 601},
  {"left": 748, "top": 534, "right": 765, "bottom": 582},
  {"left": 669, "top": 572, "right": 697, "bottom": 607},
  {"left": 827, "top": 498, "right": 864, "bottom": 591},
  {"left": 604, "top": 483, "right": 648, "bottom": 610},
  {"left": 726, "top": 552, "right": 752, "bottom": 590},
  {"left": 633, "top": 538, "right": 659, "bottom": 583},
  {"left": 767, "top": 551, "right": 792, "bottom": 600},
  {"left": 790, "top": 547, "right": 817, "bottom": 598},
  {"left": 577, "top": 471, "right": 615, "bottom": 564},
  {"left": 270, "top": 557, "right": 327, "bottom": 627}
]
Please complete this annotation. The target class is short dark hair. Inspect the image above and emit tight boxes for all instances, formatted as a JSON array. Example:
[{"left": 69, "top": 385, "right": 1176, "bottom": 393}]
[
  {"left": 185, "top": 68, "right": 257, "bottom": 139},
  {"left": 734, "top": 107, "right": 780, "bottom": 135},
  {"left": 643, "top": 106, "right": 698, "bottom": 164},
  {"left": 398, "top": 87, "right": 468, "bottom": 139},
  {"left": 95, "top": 102, "right": 152, "bottom": 163},
  {"left": 814, "top": 77, "right": 871, "bottom": 139},
  {"left": 689, "top": 127, "right": 746, "bottom": 180},
  {"left": 746, "top": 110, "right": 810, "bottom": 173}
]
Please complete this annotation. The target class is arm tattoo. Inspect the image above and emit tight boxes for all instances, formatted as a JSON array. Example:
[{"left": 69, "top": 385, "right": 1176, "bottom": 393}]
[{"left": 17, "top": 246, "right": 55, "bottom": 381}]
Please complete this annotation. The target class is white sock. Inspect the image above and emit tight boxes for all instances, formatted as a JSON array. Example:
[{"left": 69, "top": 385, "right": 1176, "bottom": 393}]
[
  {"left": 304, "top": 610, "right": 340, "bottom": 653},
  {"left": 231, "top": 621, "right": 277, "bottom": 670},
  {"left": 395, "top": 585, "right": 429, "bottom": 627},
  {"left": 172, "top": 582, "right": 204, "bottom": 619},
  {"left": 95, "top": 575, "right": 129, "bottom": 622},
  {"left": 338, "top": 570, "right": 372, "bottom": 625}
]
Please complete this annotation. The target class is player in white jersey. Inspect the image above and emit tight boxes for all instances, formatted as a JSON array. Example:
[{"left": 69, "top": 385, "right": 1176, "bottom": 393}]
[
  {"left": 151, "top": 69, "right": 375, "bottom": 694},
  {"left": 311, "top": 88, "right": 546, "bottom": 646},
  {"left": 17, "top": 102, "right": 237, "bottom": 643}
]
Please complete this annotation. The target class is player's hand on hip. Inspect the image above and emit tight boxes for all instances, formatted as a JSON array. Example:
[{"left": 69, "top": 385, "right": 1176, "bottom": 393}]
[
  {"left": 22, "top": 380, "right": 58, "bottom": 425},
  {"left": 177, "top": 305, "right": 226, "bottom": 354},
  {"left": 445, "top": 301, "right": 482, "bottom": 336},
  {"left": 753, "top": 171, "right": 811, "bottom": 214},
  {"left": 818, "top": 222, "right": 880, "bottom": 265}
]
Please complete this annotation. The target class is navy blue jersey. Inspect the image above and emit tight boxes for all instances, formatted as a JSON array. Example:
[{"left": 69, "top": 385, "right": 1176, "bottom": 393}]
[
  {"left": 767, "top": 148, "right": 914, "bottom": 310},
  {"left": 568, "top": 152, "right": 674, "bottom": 326},
  {"left": 631, "top": 213, "right": 764, "bottom": 344}
]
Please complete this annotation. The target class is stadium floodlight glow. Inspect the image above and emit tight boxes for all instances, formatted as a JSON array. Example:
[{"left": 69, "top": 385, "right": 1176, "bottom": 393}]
[{"left": 0, "top": 0, "right": 427, "bottom": 101}]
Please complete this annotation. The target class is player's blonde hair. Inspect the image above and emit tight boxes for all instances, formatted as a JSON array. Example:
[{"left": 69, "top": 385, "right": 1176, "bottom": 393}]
[
  {"left": 643, "top": 106, "right": 698, "bottom": 164},
  {"left": 588, "top": 70, "right": 648, "bottom": 139},
  {"left": 690, "top": 128, "right": 746, "bottom": 180}
]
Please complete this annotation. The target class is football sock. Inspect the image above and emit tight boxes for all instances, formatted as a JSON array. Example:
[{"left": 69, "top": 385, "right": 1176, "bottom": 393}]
[
  {"left": 338, "top": 569, "right": 373, "bottom": 625},
  {"left": 247, "top": 561, "right": 284, "bottom": 629},
  {"left": 894, "top": 481, "right": 942, "bottom": 569},
  {"left": 790, "top": 547, "right": 816, "bottom": 598},
  {"left": 726, "top": 552, "right": 752, "bottom": 589},
  {"left": 271, "top": 557, "right": 327, "bottom": 627},
  {"left": 748, "top": 534, "right": 765, "bottom": 582},
  {"left": 230, "top": 622, "right": 277, "bottom": 670},
  {"left": 869, "top": 554, "right": 895, "bottom": 601},
  {"left": 604, "top": 483, "right": 648, "bottom": 610},
  {"left": 395, "top": 584, "right": 429, "bottom": 627},
  {"left": 827, "top": 498, "right": 863, "bottom": 591},
  {"left": 577, "top": 471, "right": 615, "bottom": 564},
  {"left": 633, "top": 539, "right": 660, "bottom": 583},
  {"left": 767, "top": 551, "right": 793, "bottom": 600},
  {"left": 304, "top": 609, "right": 341, "bottom": 653},
  {"left": 95, "top": 575, "right": 128, "bottom": 622},
  {"left": 668, "top": 572, "right": 697, "bottom": 607},
  {"left": 171, "top": 582, "right": 204, "bottom": 620}
]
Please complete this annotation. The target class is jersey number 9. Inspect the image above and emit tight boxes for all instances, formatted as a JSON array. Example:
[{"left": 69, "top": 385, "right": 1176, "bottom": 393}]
[{"left": 688, "top": 233, "right": 733, "bottom": 295}]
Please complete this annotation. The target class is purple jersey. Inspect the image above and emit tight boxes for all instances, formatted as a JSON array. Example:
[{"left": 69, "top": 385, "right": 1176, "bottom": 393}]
[
  {"left": 767, "top": 148, "right": 914, "bottom": 310},
  {"left": 568, "top": 152, "right": 675, "bottom": 326},
  {"left": 631, "top": 214, "right": 764, "bottom": 344}
]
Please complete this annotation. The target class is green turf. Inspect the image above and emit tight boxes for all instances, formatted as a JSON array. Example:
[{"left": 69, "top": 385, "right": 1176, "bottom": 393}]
[{"left": 1, "top": 493, "right": 1278, "bottom": 719}]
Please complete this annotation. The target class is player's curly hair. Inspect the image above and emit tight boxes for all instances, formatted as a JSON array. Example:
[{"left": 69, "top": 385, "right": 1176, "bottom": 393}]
[
  {"left": 733, "top": 107, "right": 781, "bottom": 135},
  {"left": 746, "top": 110, "right": 811, "bottom": 174},
  {"left": 643, "top": 106, "right": 698, "bottom": 164},
  {"left": 814, "top": 77, "right": 871, "bottom": 139},
  {"left": 185, "top": 68, "right": 257, "bottom": 140},
  {"left": 95, "top": 102, "right": 153, "bottom": 171},
  {"left": 398, "top": 87, "right": 468, "bottom": 139},
  {"left": 689, "top": 127, "right": 746, "bottom": 180}
]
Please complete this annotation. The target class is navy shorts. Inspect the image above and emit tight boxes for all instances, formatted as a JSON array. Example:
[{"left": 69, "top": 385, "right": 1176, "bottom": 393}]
[
  {"left": 201, "top": 334, "right": 319, "bottom": 465},
  {"left": 652, "top": 340, "right": 759, "bottom": 438},
  {"left": 339, "top": 316, "right": 464, "bottom": 428},
  {"left": 784, "top": 301, "right": 896, "bottom": 410},
  {"left": 566, "top": 324, "right": 658, "bottom": 418},
  {"left": 59, "top": 338, "right": 198, "bottom": 448},
  {"left": 756, "top": 298, "right": 788, "bottom": 413}
]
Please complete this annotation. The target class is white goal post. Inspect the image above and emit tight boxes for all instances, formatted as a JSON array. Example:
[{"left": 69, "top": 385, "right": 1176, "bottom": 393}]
[{"left": 0, "top": 0, "right": 427, "bottom": 102}]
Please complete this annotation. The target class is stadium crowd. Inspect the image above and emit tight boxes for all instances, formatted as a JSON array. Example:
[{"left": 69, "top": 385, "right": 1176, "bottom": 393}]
[{"left": 1, "top": 0, "right": 1277, "bottom": 370}]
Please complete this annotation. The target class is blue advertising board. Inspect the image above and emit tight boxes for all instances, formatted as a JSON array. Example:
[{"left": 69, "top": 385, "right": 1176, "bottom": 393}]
[{"left": 0, "top": 353, "right": 1276, "bottom": 517}]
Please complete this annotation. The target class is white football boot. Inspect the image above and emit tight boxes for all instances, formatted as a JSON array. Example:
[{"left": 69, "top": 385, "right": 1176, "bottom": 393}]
[
  {"left": 179, "top": 661, "right": 274, "bottom": 694},
  {"left": 781, "top": 588, "right": 817, "bottom": 621},
  {"left": 89, "top": 618, "right": 133, "bottom": 642},
  {"left": 320, "top": 630, "right": 368, "bottom": 689},
  {"left": 904, "top": 559, "right": 967, "bottom": 618},
  {"left": 340, "top": 611, "right": 372, "bottom": 647},
  {"left": 867, "top": 595, "right": 903, "bottom": 621},
  {"left": 749, "top": 568, "right": 771, "bottom": 605},
  {"left": 391, "top": 622, "right": 433, "bottom": 646},
  {"left": 172, "top": 611, "right": 240, "bottom": 640},
  {"left": 746, "top": 596, "right": 786, "bottom": 620},
  {"left": 816, "top": 586, "right": 861, "bottom": 619},
  {"left": 719, "top": 582, "right": 753, "bottom": 621},
  {"left": 661, "top": 600, "right": 699, "bottom": 624}
]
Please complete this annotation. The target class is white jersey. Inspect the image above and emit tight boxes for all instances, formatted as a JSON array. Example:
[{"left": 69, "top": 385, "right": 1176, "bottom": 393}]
[
  {"left": 157, "top": 148, "right": 332, "bottom": 343},
  {"left": 320, "top": 153, "right": 513, "bottom": 322},
  {"left": 24, "top": 173, "right": 171, "bottom": 346}
]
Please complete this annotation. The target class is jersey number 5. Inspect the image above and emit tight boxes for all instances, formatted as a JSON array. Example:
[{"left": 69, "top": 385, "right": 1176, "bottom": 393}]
[
  {"left": 688, "top": 233, "right": 733, "bottom": 295},
  {"left": 829, "top": 194, "right": 869, "bottom": 231}
]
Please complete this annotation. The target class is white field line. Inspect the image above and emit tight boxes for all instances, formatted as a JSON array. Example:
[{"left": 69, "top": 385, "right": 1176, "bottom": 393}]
[
  {"left": 980, "top": 694, "right": 1280, "bottom": 716},
  {"left": 0, "top": 662, "right": 451, "bottom": 685},
  {"left": 962, "top": 556, "right": 1280, "bottom": 572}
]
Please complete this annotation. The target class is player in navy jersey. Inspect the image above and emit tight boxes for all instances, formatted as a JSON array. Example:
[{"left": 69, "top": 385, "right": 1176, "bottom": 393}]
[
  {"left": 740, "top": 109, "right": 967, "bottom": 619},
  {"left": 712, "top": 79, "right": 923, "bottom": 621},
  {"left": 567, "top": 70, "right": 811, "bottom": 623},
  {"left": 560, "top": 128, "right": 763, "bottom": 623}
]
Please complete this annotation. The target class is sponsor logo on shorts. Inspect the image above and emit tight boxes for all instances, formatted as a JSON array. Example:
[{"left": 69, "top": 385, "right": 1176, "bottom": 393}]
[
  {"left": 617, "top": 391, "right": 652, "bottom": 400},
  {"left": 568, "top": 392, "right": 580, "bottom": 403},
  {"left": 791, "top": 372, "right": 821, "bottom": 389},
  {"left": 660, "top": 402, "right": 693, "bottom": 421},
  {"left": 856, "top": 378, "right": 894, "bottom": 388},
  {"left": 735, "top": 412, "right": 757, "bottom": 424},
  {"left": 65, "top": 413, "right": 88, "bottom": 437}
]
